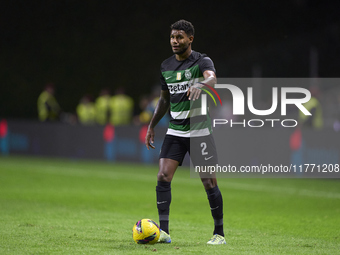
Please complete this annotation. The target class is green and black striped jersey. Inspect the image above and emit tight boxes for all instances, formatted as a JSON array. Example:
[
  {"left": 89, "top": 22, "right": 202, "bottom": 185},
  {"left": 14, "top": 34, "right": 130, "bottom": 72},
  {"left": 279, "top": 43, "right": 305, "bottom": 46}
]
[{"left": 160, "top": 50, "right": 216, "bottom": 137}]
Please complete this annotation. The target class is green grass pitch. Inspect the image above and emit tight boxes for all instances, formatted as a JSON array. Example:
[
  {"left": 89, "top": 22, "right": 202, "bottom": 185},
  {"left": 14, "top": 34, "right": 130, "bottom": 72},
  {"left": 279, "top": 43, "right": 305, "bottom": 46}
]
[{"left": 0, "top": 156, "right": 339, "bottom": 254}]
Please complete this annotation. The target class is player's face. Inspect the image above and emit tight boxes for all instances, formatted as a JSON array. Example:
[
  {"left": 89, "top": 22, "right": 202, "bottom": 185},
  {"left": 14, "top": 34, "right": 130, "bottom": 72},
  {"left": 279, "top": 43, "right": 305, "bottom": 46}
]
[{"left": 170, "top": 30, "right": 193, "bottom": 55}]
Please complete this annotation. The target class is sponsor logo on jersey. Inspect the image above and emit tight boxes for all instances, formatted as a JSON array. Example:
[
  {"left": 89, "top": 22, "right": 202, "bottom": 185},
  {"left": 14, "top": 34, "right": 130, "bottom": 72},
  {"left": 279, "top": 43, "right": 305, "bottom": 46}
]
[
  {"left": 168, "top": 83, "right": 190, "bottom": 94},
  {"left": 176, "top": 72, "right": 181, "bottom": 80}
]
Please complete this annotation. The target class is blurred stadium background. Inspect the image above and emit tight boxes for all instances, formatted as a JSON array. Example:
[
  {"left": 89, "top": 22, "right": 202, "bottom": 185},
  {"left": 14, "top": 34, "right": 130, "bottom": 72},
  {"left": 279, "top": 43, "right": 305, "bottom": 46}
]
[{"left": 1, "top": 1, "right": 340, "bottom": 121}]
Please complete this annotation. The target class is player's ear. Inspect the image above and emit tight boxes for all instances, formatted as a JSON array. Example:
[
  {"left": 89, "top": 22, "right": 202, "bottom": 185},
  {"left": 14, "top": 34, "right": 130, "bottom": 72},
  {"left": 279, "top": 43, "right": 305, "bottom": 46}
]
[{"left": 189, "top": 35, "right": 194, "bottom": 44}]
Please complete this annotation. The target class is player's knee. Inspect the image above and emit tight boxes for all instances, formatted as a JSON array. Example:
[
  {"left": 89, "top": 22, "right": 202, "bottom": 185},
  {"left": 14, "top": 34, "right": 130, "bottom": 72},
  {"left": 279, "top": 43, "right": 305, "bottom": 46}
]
[
  {"left": 157, "top": 171, "right": 172, "bottom": 182},
  {"left": 202, "top": 178, "right": 217, "bottom": 190}
]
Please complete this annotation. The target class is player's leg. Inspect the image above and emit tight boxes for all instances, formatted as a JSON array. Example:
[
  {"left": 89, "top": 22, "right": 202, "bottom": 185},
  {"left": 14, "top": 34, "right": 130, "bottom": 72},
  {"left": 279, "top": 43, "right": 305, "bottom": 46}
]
[
  {"left": 200, "top": 175, "right": 224, "bottom": 238},
  {"left": 157, "top": 158, "right": 179, "bottom": 182},
  {"left": 157, "top": 135, "right": 187, "bottom": 243},
  {"left": 201, "top": 175, "right": 226, "bottom": 244},
  {"left": 156, "top": 158, "right": 179, "bottom": 236},
  {"left": 191, "top": 135, "right": 225, "bottom": 244}
]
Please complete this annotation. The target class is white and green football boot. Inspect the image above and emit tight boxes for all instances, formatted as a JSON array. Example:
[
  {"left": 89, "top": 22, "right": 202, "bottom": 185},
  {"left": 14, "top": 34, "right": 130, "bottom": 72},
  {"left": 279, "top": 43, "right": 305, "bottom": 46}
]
[
  {"left": 158, "top": 230, "right": 171, "bottom": 243},
  {"left": 207, "top": 234, "right": 226, "bottom": 245}
]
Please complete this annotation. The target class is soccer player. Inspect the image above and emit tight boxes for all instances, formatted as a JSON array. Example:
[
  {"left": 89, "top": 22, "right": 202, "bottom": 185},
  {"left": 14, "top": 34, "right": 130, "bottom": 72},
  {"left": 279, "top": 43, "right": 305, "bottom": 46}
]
[{"left": 145, "top": 20, "right": 225, "bottom": 245}]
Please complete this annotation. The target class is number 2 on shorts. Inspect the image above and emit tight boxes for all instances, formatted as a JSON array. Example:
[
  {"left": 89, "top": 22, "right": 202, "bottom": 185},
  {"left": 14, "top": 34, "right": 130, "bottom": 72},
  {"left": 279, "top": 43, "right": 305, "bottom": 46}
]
[{"left": 201, "top": 142, "right": 208, "bottom": 155}]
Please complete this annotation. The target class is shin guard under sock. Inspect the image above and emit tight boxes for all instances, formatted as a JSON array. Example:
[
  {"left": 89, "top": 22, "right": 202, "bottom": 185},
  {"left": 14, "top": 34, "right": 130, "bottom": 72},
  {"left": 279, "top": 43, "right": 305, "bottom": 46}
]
[
  {"left": 206, "top": 185, "right": 224, "bottom": 236},
  {"left": 156, "top": 181, "right": 171, "bottom": 234}
]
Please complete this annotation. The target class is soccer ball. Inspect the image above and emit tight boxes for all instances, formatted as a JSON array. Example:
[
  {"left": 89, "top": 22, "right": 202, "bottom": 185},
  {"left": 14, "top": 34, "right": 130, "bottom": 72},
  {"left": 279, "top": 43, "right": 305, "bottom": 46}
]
[{"left": 132, "top": 219, "right": 160, "bottom": 244}]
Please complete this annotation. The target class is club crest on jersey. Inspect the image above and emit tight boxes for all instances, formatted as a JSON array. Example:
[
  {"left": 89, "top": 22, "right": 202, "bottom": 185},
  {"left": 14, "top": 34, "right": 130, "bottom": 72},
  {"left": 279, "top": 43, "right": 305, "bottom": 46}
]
[
  {"left": 176, "top": 72, "right": 181, "bottom": 80},
  {"left": 185, "top": 69, "right": 192, "bottom": 80}
]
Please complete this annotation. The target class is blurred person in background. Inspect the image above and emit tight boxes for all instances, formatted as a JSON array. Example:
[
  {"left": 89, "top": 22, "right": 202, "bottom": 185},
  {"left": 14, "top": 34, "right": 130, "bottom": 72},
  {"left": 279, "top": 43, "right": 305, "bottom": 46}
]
[
  {"left": 95, "top": 88, "right": 111, "bottom": 125},
  {"left": 37, "top": 83, "right": 61, "bottom": 122},
  {"left": 109, "top": 87, "right": 134, "bottom": 126},
  {"left": 134, "top": 87, "right": 170, "bottom": 126},
  {"left": 134, "top": 94, "right": 152, "bottom": 125},
  {"left": 76, "top": 95, "right": 96, "bottom": 125},
  {"left": 299, "top": 85, "right": 323, "bottom": 129}
]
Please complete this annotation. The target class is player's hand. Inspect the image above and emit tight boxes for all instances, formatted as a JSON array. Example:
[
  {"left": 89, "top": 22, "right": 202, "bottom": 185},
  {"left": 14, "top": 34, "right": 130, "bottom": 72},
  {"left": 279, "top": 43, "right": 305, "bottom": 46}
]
[
  {"left": 145, "top": 127, "right": 155, "bottom": 150},
  {"left": 187, "top": 83, "right": 203, "bottom": 101}
]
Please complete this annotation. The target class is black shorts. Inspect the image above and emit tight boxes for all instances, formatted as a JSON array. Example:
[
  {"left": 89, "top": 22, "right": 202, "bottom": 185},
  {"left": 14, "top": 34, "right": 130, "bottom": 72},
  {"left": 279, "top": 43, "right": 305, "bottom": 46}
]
[{"left": 159, "top": 134, "right": 218, "bottom": 166}]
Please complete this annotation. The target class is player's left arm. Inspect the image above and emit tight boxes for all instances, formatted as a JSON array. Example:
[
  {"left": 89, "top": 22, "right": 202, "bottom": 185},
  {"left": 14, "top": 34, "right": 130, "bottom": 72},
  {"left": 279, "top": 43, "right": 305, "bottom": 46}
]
[{"left": 187, "top": 70, "right": 217, "bottom": 101}]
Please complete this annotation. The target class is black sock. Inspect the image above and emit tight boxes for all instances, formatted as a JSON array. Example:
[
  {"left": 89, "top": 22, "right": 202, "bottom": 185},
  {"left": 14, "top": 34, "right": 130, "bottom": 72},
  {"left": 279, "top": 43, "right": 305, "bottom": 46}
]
[
  {"left": 156, "top": 181, "right": 171, "bottom": 234},
  {"left": 206, "top": 185, "right": 224, "bottom": 236}
]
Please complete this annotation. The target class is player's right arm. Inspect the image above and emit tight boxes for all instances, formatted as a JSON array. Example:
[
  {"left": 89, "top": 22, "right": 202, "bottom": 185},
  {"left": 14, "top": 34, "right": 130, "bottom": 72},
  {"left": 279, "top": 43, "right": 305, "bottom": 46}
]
[{"left": 145, "top": 89, "right": 170, "bottom": 150}]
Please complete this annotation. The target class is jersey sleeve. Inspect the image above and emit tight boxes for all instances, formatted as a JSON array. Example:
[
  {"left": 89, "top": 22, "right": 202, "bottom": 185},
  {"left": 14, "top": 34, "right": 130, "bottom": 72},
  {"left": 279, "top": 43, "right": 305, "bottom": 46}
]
[
  {"left": 160, "top": 69, "right": 168, "bottom": 91},
  {"left": 199, "top": 57, "right": 216, "bottom": 75}
]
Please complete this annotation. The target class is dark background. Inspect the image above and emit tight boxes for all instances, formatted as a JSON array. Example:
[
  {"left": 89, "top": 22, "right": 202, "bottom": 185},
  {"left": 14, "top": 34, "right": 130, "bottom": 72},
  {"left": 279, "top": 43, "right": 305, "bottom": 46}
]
[{"left": 1, "top": 0, "right": 339, "bottom": 119}]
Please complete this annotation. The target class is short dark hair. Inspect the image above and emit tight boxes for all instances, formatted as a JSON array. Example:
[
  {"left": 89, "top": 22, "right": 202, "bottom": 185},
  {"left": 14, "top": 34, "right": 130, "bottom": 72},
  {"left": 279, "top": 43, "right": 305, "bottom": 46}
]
[{"left": 170, "top": 19, "right": 195, "bottom": 36}]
